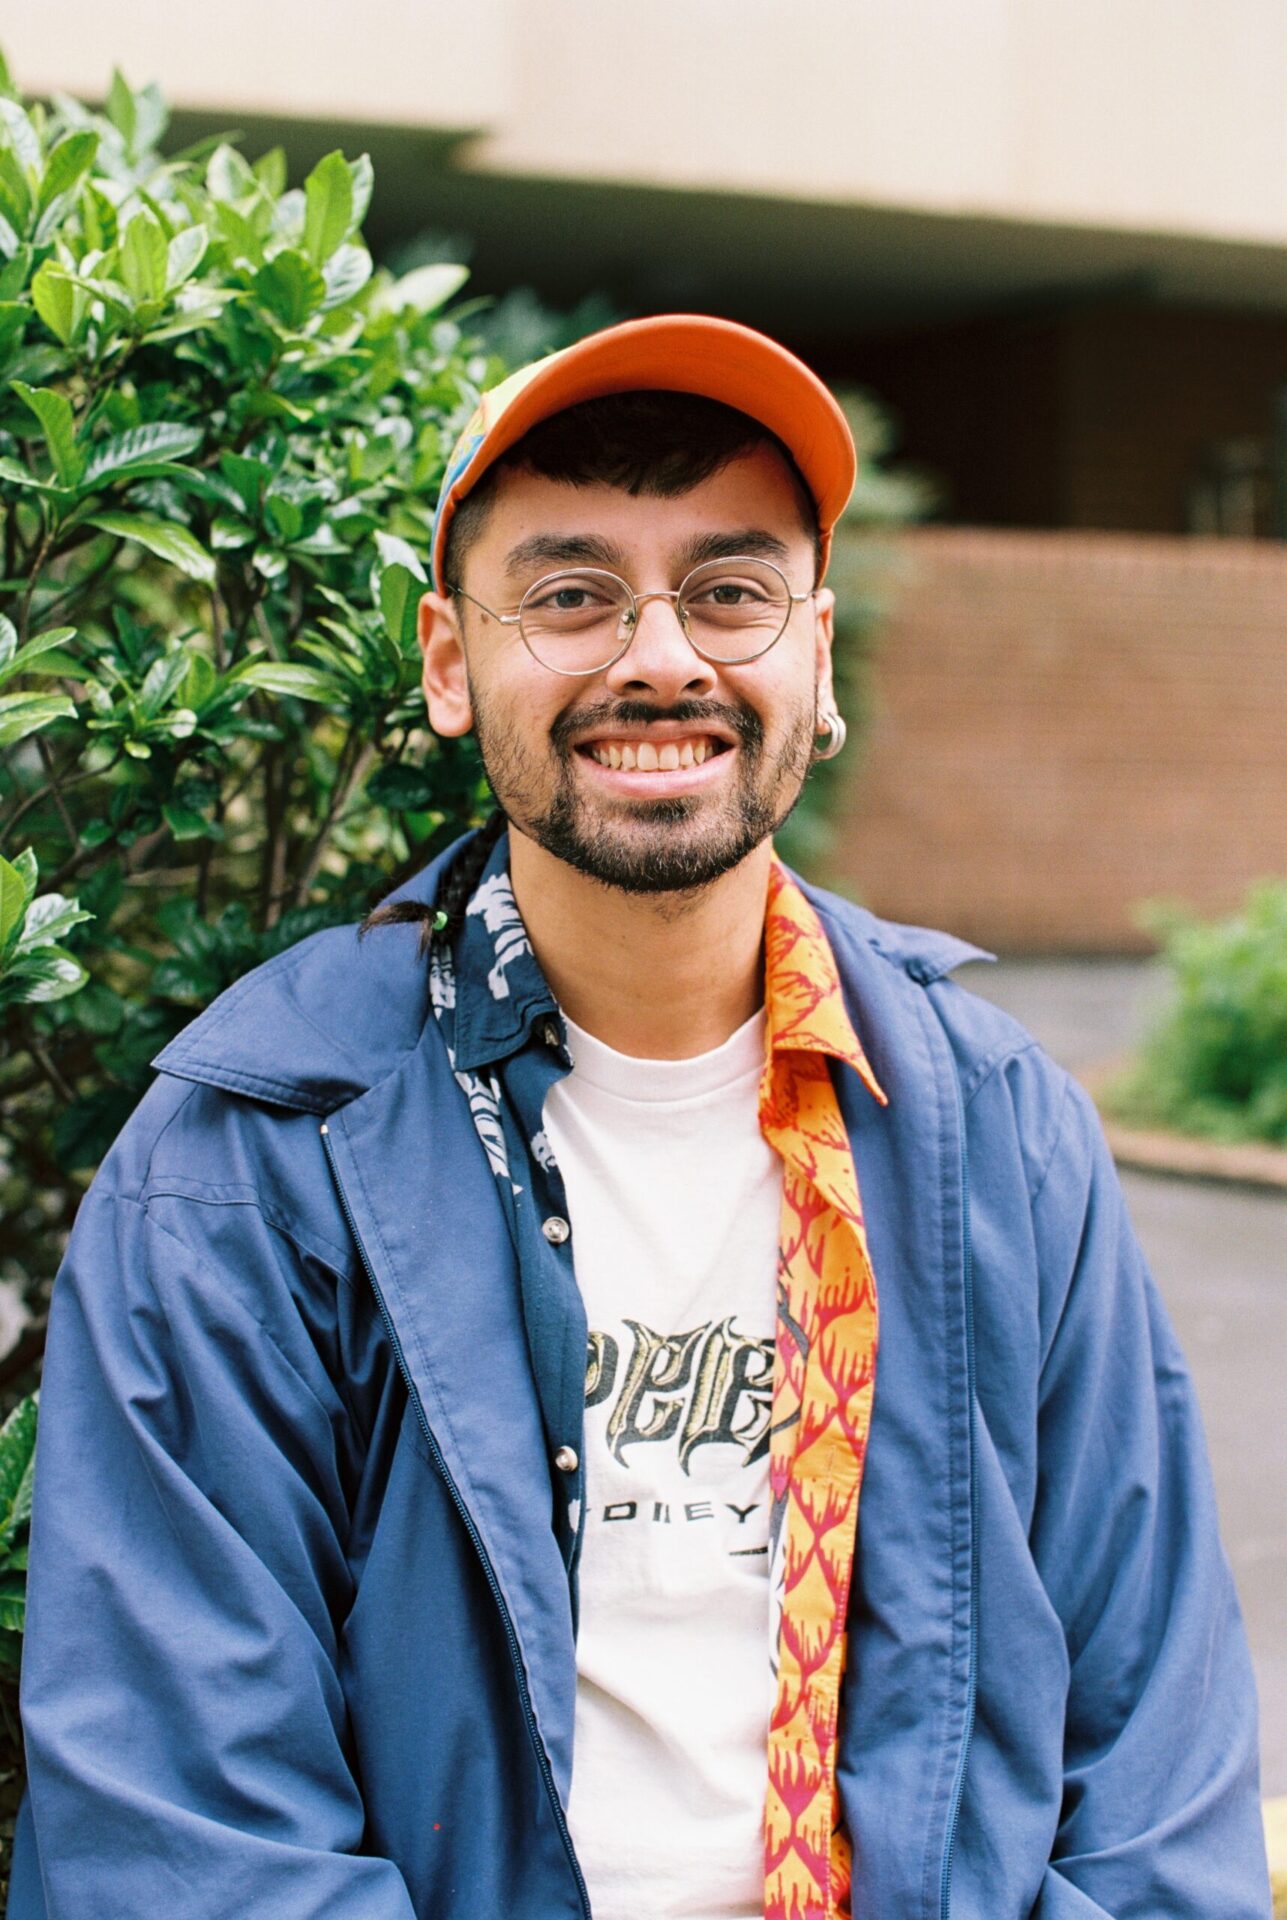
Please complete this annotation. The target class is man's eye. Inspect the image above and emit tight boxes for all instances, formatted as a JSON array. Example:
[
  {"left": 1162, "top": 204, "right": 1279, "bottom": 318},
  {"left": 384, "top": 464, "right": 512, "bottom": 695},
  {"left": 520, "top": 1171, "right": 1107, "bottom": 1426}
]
[
  {"left": 530, "top": 587, "right": 607, "bottom": 612},
  {"left": 692, "top": 580, "right": 769, "bottom": 607}
]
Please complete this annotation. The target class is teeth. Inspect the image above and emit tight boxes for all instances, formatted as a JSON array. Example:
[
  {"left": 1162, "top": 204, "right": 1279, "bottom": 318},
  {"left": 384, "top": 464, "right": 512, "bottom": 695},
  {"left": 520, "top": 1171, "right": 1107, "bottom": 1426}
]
[{"left": 588, "top": 736, "right": 720, "bottom": 770}]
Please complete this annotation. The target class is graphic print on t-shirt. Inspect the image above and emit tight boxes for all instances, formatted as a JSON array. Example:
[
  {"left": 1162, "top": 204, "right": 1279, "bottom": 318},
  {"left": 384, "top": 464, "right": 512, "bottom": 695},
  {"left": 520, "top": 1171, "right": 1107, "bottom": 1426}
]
[{"left": 585, "top": 1315, "right": 774, "bottom": 1551}]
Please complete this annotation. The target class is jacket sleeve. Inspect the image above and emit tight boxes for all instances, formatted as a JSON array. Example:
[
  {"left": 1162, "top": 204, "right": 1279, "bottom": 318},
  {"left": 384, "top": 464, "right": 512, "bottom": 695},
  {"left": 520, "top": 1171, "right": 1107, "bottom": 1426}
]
[
  {"left": 19, "top": 1157, "right": 418, "bottom": 1919},
  {"left": 1026, "top": 1076, "right": 1270, "bottom": 1919}
]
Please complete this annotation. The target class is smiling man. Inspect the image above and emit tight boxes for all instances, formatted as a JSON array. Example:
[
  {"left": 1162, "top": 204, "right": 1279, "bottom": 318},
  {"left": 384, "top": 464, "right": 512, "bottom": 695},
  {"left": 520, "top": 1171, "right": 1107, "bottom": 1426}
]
[{"left": 15, "top": 316, "right": 1270, "bottom": 1920}]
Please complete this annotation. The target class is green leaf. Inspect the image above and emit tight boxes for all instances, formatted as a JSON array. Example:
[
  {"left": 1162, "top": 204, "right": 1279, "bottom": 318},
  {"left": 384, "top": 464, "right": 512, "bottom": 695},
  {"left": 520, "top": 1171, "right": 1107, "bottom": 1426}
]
[
  {"left": 321, "top": 244, "right": 372, "bottom": 310},
  {"left": 11, "top": 378, "right": 85, "bottom": 486},
  {"left": 38, "top": 129, "right": 98, "bottom": 211},
  {"left": 18, "top": 891, "right": 92, "bottom": 950},
  {"left": 377, "top": 262, "right": 469, "bottom": 317},
  {"left": 118, "top": 209, "right": 167, "bottom": 304},
  {"left": 375, "top": 531, "right": 428, "bottom": 582},
  {"left": 379, "top": 561, "right": 422, "bottom": 647},
  {"left": 4, "top": 943, "right": 86, "bottom": 1001},
  {"left": 30, "top": 261, "right": 86, "bottom": 346},
  {"left": 302, "top": 150, "right": 353, "bottom": 266},
  {"left": 179, "top": 651, "right": 217, "bottom": 709},
  {"left": 139, "top": 650, "right": 190, "bottom": 717},
  {"left": 105, "top": 69, "right": 137, "bottom": 148},
  {"left": 0, "top": 297, "right": 26, "bottom": 359},
  {"left": 253, "top": 147, "right": 287, "bottom": 197},
  {"left": 87, "top": 511, "right": 217, "bottom": 584},
  {"left": 0, "top": 853, "right": 29, "bottom": 948},
  {"left": 0, "top": 147, "right": 29, "bottom": 236},
  {"left": 348, "top": 153, "right": 374, "bottom": 232},
  {"left": 0, "top": 690, "right": 77, "bottom": 747},
  {"left": 253, "top": 249, "right": 325, "bottom": 329},
  {"left": 206, "top": 142, "right": 257, "bottom": 203},
  {"left": 82, "top": 423, "right": 204, "bottom": 488},
  {"left": 0, "top": 625, "right": 77, "bottom": 685},
  {"left": 0, "top": 98, "right": 39, "bottom": 178},
  {"left": 237, "top": 661, "right": 336, "bottom": 701},
  {"left": 0, "top": 1396, "right": 35, "bottom": 1550},
  {"left": 166, "top": 223, "right": 207, "bottom": 290},
  {"left": 162, "top": 802, "right": 213, "bottom": 840}
]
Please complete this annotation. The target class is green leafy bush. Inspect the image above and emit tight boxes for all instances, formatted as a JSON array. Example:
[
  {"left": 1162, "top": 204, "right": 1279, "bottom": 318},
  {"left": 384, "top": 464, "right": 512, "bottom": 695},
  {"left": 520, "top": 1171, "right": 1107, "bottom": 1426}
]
[
  {"left": 0, "top": 1393, "right": 34, "bottom": 1871},
  {"left": 1106, "top": 882, "right": 1287, "bottom": 1147},
  {"left": 0, "top": 60, "right": 500, "bottom": 1404}
]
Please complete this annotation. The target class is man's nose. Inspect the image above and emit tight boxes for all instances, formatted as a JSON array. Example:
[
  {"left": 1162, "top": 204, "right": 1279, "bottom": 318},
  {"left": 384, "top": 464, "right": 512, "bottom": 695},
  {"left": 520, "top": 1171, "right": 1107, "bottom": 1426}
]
[{"left": 601, "top": 593, "right": 718, "bottom": 703}]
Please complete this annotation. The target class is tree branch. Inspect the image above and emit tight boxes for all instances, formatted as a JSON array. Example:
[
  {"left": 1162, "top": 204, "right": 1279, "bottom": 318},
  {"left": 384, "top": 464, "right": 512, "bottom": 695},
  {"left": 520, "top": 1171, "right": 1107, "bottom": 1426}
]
[{"left": 290, "top": 732, "right": 376, "bottom": 909}]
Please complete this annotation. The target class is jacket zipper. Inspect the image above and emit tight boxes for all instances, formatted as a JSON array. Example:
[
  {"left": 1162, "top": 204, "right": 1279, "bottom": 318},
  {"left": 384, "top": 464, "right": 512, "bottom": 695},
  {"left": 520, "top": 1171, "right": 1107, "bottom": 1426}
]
[
  {"left": 320, "top": 1122, "right": 592, "bottom": 1920},
  {"left": 938, "top": 1076, "right": 979, "bottom": 1920}
]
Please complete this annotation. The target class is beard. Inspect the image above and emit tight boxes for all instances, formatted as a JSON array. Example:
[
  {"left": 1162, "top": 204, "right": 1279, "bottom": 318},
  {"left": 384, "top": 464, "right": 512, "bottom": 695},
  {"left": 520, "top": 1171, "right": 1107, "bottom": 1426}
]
[{"left": 470, "top": 691, "right": 816, "bottom": 895}]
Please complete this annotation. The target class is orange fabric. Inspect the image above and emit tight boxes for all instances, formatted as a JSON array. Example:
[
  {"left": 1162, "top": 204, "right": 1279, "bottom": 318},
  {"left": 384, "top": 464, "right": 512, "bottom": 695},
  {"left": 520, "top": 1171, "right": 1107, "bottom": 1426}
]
[
  {"left": 429, "top": 315, "right": 856, "bottom": 592},
  {"left": 760, "top": 860, "right": 886, "bottom": 1920}
]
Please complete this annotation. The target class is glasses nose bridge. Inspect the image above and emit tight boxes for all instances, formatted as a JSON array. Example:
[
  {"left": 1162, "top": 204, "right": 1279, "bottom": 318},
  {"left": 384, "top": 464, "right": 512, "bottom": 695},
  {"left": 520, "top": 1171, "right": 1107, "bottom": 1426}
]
[{"left": 623, "top": 586, "right": 691, "bottom": 646}]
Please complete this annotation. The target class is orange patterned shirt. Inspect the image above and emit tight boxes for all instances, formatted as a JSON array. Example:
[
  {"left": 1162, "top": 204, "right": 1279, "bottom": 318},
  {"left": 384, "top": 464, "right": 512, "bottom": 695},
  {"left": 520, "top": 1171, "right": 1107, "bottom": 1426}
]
[{"left": 760, "top": 858, "right": 887, "bottom": 1920}]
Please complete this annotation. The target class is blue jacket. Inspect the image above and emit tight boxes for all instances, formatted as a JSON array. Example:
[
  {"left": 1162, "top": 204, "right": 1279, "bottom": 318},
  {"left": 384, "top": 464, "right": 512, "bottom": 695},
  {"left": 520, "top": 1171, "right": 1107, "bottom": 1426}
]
[{"left": 12, "top": 846, "right": 1270, "bottom": 1919}]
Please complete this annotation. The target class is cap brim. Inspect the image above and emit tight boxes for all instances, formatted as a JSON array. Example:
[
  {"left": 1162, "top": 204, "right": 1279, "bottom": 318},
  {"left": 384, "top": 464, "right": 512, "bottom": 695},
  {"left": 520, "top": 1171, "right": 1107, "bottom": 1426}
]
[{"left": 431, "top": 314, "right": 855, "bottom": 590}]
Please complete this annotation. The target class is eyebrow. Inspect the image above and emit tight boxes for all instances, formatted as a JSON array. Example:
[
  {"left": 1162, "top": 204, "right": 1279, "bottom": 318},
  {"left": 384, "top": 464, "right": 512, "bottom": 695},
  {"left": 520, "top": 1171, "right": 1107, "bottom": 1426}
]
[
  {"left": 503, "top": 533, "right": 627, "bottom": 579},
  {"left": 502, "top": 525, "right": 793, "bottom": 582},
  {"left": 676, "top": 528, "right": 793, "bottom": 569}
]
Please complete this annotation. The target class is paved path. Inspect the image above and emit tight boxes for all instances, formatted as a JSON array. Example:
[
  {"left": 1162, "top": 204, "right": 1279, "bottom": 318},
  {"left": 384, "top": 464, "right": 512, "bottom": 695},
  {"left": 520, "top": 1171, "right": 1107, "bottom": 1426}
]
[{"left": 962, "top": 958, "right": 1287, "bottom": 1795}]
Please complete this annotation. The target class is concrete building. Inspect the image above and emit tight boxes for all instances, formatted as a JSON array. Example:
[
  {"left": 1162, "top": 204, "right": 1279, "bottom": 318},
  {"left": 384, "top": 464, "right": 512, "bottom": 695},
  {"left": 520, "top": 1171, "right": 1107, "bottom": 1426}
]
[{"left": 15, "top": 0, "right": 1287, "bottom": 945}]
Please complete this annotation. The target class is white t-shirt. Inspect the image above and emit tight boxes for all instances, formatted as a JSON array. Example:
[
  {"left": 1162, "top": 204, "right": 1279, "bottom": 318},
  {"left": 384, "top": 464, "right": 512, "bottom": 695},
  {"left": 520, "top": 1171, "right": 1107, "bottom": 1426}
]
[{"left": 542, "top": 1009, "right": 782, "bottom": 1920}]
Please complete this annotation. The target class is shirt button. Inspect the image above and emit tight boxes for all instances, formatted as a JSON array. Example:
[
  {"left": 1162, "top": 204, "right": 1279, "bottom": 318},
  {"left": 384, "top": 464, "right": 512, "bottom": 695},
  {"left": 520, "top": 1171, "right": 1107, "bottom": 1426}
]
[
  {"left": 542, "top": 1020, "right": 561, "bottom": 1048},
  {"left": 554, "top": 1445, "right": 579, "bottom": 1473},
  {"left": 542, "top": 1216, "right": 570, "bottom": 1245}
]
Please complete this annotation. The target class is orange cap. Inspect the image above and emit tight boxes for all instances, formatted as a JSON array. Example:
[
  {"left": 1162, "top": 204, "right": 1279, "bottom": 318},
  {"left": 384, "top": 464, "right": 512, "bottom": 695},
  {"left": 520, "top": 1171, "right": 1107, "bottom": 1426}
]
[{"left": 429, "top": 313, "right": 855, "bottom": 592}]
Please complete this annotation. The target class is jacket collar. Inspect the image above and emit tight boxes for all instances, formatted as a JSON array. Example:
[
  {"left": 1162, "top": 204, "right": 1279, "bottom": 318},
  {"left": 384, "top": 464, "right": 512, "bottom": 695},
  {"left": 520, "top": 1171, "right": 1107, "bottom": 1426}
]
[
  {"left": 152, "top": 829, "right": 991, "bottom": 1109},
  {"left": 446, "top": 833, "right": 560, "bottom": 1073}
]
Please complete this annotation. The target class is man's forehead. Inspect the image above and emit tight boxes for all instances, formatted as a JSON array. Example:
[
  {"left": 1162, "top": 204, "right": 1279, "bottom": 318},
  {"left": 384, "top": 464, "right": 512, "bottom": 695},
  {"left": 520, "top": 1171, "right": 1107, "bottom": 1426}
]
[{"left": 480, "top": 446, "right": 815, "bottom": 581}]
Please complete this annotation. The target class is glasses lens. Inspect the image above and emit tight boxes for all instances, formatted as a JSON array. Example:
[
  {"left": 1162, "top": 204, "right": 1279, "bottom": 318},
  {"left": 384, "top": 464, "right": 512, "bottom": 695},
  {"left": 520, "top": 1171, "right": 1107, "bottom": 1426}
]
[
  {"left": 519, "top": 570, "right": 633, "bottom": 672},
  {"left": 677, "top": 558, "right": 792, "bottom": 661}
]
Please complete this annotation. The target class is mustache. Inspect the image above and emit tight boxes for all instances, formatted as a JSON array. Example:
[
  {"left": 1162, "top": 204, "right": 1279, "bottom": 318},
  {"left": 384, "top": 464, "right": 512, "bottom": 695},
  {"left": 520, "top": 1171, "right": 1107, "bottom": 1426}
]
[{"left": 549, "top": 697, "right": 764, "bottom": 755}]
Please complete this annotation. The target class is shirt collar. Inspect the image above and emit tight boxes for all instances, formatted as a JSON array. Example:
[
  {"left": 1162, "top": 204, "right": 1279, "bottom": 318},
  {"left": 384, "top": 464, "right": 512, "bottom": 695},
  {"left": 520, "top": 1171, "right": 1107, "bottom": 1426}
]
[
  {"left": 764, "top": 856, "right": 888, "bottom": 1105},
  {"left": 449, "top": 830, "right": 560, "bottom": 1072},
  {"left": 448, "top": 830, "right": 886, "bottom": 1104}
]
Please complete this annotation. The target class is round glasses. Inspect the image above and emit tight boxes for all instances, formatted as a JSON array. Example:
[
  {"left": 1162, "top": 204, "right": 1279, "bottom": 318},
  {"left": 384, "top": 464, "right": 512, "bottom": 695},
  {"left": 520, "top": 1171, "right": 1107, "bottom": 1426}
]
[{"left": 449, "top": 556, "right": 814, "bottom": 677}]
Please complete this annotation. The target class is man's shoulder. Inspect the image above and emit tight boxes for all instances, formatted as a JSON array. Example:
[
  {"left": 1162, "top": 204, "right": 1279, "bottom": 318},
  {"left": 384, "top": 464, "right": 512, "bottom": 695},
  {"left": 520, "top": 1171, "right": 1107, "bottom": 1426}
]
[
  {"left": 151, "top": 843, "right": 464, "bottom": 1112},
  {"left": 803, "top": 877, "right": 1039, "bottom": 1075},
  {"left": 805, "top": 877, "right": 1082, "bottom": 1180}
]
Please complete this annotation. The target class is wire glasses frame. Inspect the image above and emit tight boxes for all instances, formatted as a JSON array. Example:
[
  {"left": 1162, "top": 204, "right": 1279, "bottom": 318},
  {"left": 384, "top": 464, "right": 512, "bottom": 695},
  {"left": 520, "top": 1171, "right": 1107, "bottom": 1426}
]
[{"left": 447, "top": 556, "right": 815, "bottom": 677}]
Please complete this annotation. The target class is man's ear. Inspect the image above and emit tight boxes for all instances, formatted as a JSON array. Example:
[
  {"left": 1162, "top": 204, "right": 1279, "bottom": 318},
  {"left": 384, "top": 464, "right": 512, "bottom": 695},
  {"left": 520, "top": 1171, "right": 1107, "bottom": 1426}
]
[
  {"left": 419, "top": 591, "right": 474, "bottom": 737},
  {"left": 812, "top": 585, "right": 837, "bottom": 717}
]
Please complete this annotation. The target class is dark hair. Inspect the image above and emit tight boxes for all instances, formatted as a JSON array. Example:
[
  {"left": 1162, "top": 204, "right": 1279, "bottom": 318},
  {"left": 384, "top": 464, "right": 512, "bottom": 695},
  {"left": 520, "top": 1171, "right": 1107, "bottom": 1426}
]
[
  {"left": 443, "top": 389, "right": 821, "bottom": 586},
  {"left": 360, "top": 808, "right": 507, "bottom": 957}
]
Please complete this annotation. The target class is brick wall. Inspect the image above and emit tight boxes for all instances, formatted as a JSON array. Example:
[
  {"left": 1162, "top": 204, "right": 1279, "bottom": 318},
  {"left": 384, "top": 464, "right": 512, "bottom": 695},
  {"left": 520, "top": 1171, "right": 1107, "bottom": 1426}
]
[{"left": 830, "top": 527, "right": 1287, "bottom": 952}]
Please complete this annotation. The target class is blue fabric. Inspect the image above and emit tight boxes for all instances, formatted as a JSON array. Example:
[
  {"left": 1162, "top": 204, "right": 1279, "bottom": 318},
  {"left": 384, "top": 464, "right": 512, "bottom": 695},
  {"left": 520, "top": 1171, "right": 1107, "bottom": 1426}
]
[{"left": 11, "top": 834, "right": 1271, "bottom": 1918}]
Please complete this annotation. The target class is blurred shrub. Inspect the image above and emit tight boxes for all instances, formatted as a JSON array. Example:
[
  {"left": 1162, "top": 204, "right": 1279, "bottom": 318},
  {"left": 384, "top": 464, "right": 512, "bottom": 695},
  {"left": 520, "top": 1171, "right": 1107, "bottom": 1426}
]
[
  {"left": 1106, "top": 882, "right": 1287, "bottom": 1147},
  {"left": 0, "top": 57, "right": 499, "bottom": 1405}
]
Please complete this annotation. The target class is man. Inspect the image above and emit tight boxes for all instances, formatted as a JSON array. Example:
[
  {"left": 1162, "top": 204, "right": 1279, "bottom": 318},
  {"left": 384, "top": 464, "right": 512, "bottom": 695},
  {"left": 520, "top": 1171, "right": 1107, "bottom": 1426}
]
[{"left": 14, "top": 315, "right": 1269, "bottom": 1919}]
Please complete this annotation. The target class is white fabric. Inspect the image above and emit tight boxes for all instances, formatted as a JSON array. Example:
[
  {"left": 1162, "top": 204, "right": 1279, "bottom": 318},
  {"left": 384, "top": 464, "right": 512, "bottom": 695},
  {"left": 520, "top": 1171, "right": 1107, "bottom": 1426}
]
[{"left": 543, "top": 1009, "right": 782, "bottom": 1920}]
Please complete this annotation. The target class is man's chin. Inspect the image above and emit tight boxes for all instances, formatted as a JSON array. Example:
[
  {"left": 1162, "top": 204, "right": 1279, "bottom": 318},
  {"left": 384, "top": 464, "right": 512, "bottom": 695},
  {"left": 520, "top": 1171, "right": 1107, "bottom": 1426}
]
[{"left": 522, "top": 795, "right": 780, "bottom": 896}]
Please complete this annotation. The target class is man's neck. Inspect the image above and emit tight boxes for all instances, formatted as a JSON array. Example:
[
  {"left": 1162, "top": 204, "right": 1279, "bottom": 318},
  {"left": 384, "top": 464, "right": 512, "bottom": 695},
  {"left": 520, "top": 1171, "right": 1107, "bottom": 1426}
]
[{"left": 507, "top": 829, "right": 772, "bottom": 1061}]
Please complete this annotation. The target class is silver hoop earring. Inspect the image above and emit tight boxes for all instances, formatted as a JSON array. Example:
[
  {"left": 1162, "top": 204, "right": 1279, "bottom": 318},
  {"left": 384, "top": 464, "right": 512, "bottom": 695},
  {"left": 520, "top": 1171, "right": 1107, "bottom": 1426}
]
[{"left": 813, "top": 710, "right": 847, "bottom": 762}]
